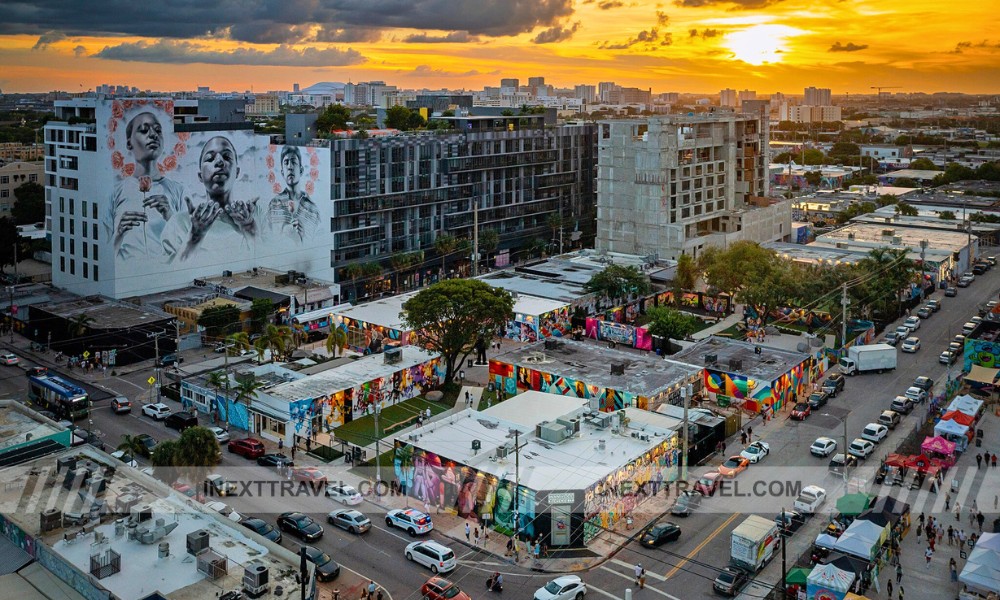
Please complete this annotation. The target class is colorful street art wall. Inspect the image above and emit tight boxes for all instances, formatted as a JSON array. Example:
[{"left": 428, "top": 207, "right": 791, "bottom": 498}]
[
  {"left": 655, "top": 291, "right": 731, "bottom": 315},
  {"left": 489, "top": 360, "right": 649, "bottom": 411},
  {"left": 703, "top": 358, "right": 810, "bottom": 414},
  {"left": 393, "top": 442, "right": 538, "bottom": 539},
  {"left": 539, "top": 307, "right": 571, "bottom": 338},
  {"left": 965, "top": 337, "right": 1000, "bottom": 371},
  {"left": 339, "top": 316, "right": 410, "bottom": 354},
  {"left": 583, "top": 439, "right": 681, "bottom": 543}
]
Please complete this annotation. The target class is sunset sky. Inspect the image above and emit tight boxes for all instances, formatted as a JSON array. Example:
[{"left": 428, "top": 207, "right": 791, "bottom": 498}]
[{"left": 1, "top": 0, "right": 998, "bottom": 95}]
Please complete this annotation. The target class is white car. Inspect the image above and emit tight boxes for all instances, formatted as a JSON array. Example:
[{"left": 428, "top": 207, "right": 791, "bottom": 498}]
[
  {"left": 326, "top": 483, "right": 363, "bottom": 505},
  {"left": 903, "top": 316, "right": 921, "bottom": 332},
  {"left": 861, "top": 423, "right": 889, "bottom": 444},
  {"left": 810, "top": 437, "right": 837, "bottom": 457},
  {"left": 207, "top": 426, "right": 231, "bottom": 444},
  {"left": 740, "top": 440, "right": 770, "bottom": 464},
  {"left": 904, "top": 386, "right": 928, "bottom": 404},
  {"left": 110, "top": 450, "right": 139, "bottom": 468},
  {"left": 901, "top": 337, "right": 921, "bottom": 353},
  {"left": 205, "top": 500, "right": 243, "bottom": 522},
  {"left": 962, "top": 322, "right": 978, "bottom": 335},
  {"left": 142, "top": 403, "right": 171, "bottom": 420},
  {"left": 535, "top": 575, "right": 588, "bottom": 600},
  {"left": 895, "top": 325, "right": 912, "bottom": 338},
  {"left": 793, "top": 485, "right": 827, "bottom": 514},
  {"left": 385, "top": 508, "right": 433, "bottom": 536},
  {"left": 404, "top": 540, "right": 456, "bottom": 573},
  {"left": 848, "top": 438, "right": 875, "bottom": 459},
  {"left": 0, "top": 353, "right": 19, "bottom": 365}
]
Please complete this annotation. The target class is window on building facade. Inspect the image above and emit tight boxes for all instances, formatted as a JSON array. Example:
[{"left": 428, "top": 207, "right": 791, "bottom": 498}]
[
  {"left": 83, "top": 263, "right": 88, "bottom": 279},
  {"left": 69, "top": 259, "right": 75, "bottom": 275},
  {"left": 93, "top": 265, "right": 99, "bottom": 281}
]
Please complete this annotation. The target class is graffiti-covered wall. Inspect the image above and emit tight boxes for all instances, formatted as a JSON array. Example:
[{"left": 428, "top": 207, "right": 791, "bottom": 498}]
[
  {"left": 965, "top": 336, "right": 1000, "bottom": 372},
  {"left": 703, "top": 358, "right": 810, "bottom": 414},
  {"left": 489, "top": 360, "right": 648, "bottom": 410},
  {"left": 339, "top": 317, "right": 410, "bottom": 354}
]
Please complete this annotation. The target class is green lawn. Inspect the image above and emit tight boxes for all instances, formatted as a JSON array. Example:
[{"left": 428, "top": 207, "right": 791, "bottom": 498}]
[{"left": 333, "top": 396, "right": 451, "bottom": 447}]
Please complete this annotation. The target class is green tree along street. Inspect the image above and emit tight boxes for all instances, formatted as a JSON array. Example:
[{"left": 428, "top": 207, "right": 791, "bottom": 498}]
[
  {"left": 477, "top": 229, "right": 500, "bottom": 268},
  {"left": 909, "top": 157, "right": 938, "bottom": 170},
  {"left": 433, "top": 233, "right": 458, "bottom": 275},
  {"left": 150, "top": 440, "right": 179, "bottom": 467},
  {"left": 325, "top": 327, "right": 348, "bottom": 358},
  {"left": 836, "top": 201, "right": 877, "bottom": 224},
  {"left": 895, "top": 202, "right": 919, "bottom": 216},
  {"left": 938, "top": 210, "right": 957, "bottom": 220},
  {"left": 384, "top": 105, "right": 426, "bottom": 131},
  {"left": 198, "top": 305, "right": 241, "bottom": 340},
  {"left": 117, "top": 434, "right": 149, "bottom": 458},
  {"left": 583, "top": 264, "right": 652, "bottom": 305},
  {"left": 401, "top": 279, "right": 515, "bottom": 385},
  {"left": 314, "top": 104, "right": 351, "bottom": 133},
  {"left": 698, "top": 241, "right": 776, "bottom": 303},
  {"left": 673, "top": 254, "right": 698, "bottom": 295},
  {"left": 644, "top": 306, "right": 700, "bottom": 343},
  {"left": 12, "top": 181, "right": 45, "bottom": 224}
]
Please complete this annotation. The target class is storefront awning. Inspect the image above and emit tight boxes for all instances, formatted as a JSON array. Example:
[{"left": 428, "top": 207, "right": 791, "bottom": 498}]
[{"left": 965, "top": 365, "right": 999, "bottom": 385}]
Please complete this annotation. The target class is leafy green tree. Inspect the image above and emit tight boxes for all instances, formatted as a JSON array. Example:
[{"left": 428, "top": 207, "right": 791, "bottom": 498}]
[
  {"left": 315, "top": 104, "right": 351, "bottom": 133},
  {"left": 67, "top": 314, "right": 95, "bottom": 338},
  {"left": 876, "top": 194, "right": 899, "bottom": 207},
  {"left": 401, "top": 280, "right": 514, "bottom": 384},
  {"left": 261, "top": 324, "right": 294, "bottom": 361},
  {"left": 827, "top": 142, "right": 861, "bottom": 159},
  {"left": 938, "top": 210, "right": 957, "bottom": 220},
  {"left": 11, "top": 182, "right": 45, "bottom": 224},
  {"left": 698, "top": 241, "right": 777, "bottom": 303},
  {"left": 645, "top": 306, "right": 700, "bottom": 342},
  {"left": 892, "top": 177, "right": 919, "bottom": 188},
  {"left": 325, "top": 327, "right": 348, "bottom": 358},
  {"left": 198, "top": 305, "right": 241, "bottom": 339},
  {"left": 895, "top": 202, "right": 919, "bottom": 216},
  {"left": 909, "top": 157, "right": 937, "bottom": 170},
  {"left": 150, "top": 440, "right": 179, "bottom": 466},
  {"left": 583, "top": 264, "right": 652, "bottom": 304},
  {"left": 853, "top": 248, "right": 916, "bottom": 320},
  {"left": 385, "top": 106, "right": 423, "bottom": 131},
  {"left": 804, "top": 171, "right": 823, "bottom": 187},
  {"left": 250, "top": 298, "right": 273, "bottom": 334},
  {"left": 117, "top": 434, "right": 149, "bottom": 458},
  {"left": 836, "top": 202, "right": 877, "bottom": 224},
  {"left": 406, "top": 111, "right": 427, "bottom": 130},
  {"left": 773, "top": 152, "right": 794, "bottom": 164},
  {"left": 434, "top": 233, "right": 458, "bottom": 276},
  {"left": 173, "top": 426, "right": 221, "bottom": 467},
  {"left": 674, "top": 253, "right": 698, "bottom": 292},
  {"left": 802, "top": 149, "right": 826, "bottom": 165}
]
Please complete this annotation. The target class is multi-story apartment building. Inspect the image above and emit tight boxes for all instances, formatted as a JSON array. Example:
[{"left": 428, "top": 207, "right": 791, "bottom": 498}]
[
  {"left": 779, "top": 104, "right": 842, "bottom": 123},
  {"left": 0, "top": 142, "right": 45, "bottom": 162},
  {"left": 246, "top": 93, "right": 280, "bottom": 116},
  {"left": 0, "top": 161, "right": 42, "bottom": 219},
  {"left": 607, "top": 87, "right": 652, "bottom": 106},
  {"left": 720, "top": 89, "right": 739, "bottom": 108},
  {"left": 311, "top": 115, "right": 597, "bottom": 290},
  {"left": 574, "top": 85, "right": 597, "bottom": 103},
  {"left": 598, "top": 82, "right": 617, "bottom": 103},
  {"left": 596, "top": 114, "right": 786, "bottom": 259},
  {"left": 804, "top": 87, "right": 833, "bottom": 106}
]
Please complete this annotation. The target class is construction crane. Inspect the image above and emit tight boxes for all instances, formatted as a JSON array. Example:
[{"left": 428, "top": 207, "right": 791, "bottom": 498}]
[{"left": 870, "top": 86, "right": 901, "bottom": 112}]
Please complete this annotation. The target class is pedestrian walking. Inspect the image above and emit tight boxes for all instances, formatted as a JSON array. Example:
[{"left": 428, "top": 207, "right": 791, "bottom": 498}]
[
  {"left": 978, "top": 512, "right": 986, "bottom": 532},
  {"left": 948, "top": 526, "right": 955, "bottom": 546},
  {"left": 534, "top": 540, "right": 541, "bottom": 561},
  {"left": 367, "top": 581, "right": 376, "bottom": 600},
  {"left": 291, "top": 446, "right": 296, "bottom": 460},
  {"left": 465, "top": 522, "right": 471, "bottom": 542},
  {"left": 993, "top": 453, "right": 998, "bottom": 468},
  {"left": 505, "top": 536, "right": 514, "bottom": 557},
  {"left": 959, "top": 529, "right": 967, "bottom": 546},
  {"left": 896, "top": 563, "right": 903, "bottom": 583},
  {"left": 740, "top": 429, "right": 747, "bottom": 445},
  {"left": 474, "top": 527, "right": 481, "bottom": 547},
  {"left": 950, "top": 558, "right": 958, "bottom": 582},
  {"left": 278, "top": 438, "right": 284, "bottom": 451},
  {"left": 898, "top": 586, "right": 904, "bottom": 600},
  {"left": 376, "top": 590, "right": 383, "bottom": 600},
  {"left": 916, "top": 525, "right": 921, "bottom": 541},
  {"left": 995, "top": 495, "right": 999, "bottom": 510},
  {"left": 925, "top": 546, "right": 933, "bottom": 568},
  {"left": 970, "top": 506, "right": 977, "bottom": 526},
  {"left": 626, "top": 515, "right": 634, "bottom": 530},
  {"left": 887, "top": 579, "right": 893, "bottom": 598},
  {"left": 634, "top": 564, "right": 646, "bottom": 589},
  {"left": 918, "top": 513, "right": 925, "bottom": 527},
  {"left": 977, "top": 453, "right": 983, "bottom": 468},
  {"left": 937, "top": 524, "right": 944, "bottom": 545},
  {"left": 747, "top": 426, "right": 753, "bottom": 439},
  {"left": 955, "top": 502, "right": 962, "bottom": 522},
  {"left": 929, "top": 536, "right": 936, "bottom": 552}
]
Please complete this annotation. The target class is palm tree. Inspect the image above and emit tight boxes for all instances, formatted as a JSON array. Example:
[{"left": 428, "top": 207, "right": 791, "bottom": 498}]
[
  {"left": 205, "top": 370, "right": 229, "bottom": 420},
  {"left": 67, "top": 314, "right": 95, "bottom": 338},
  {"left": 478, "top": 229, "right": 499, "bottom": 272},
  {"left": 342, "top": 263, "right": 364, "bottom": 302},
  {"left": 325, "top": 326, "right": 348, "bottom": 358},
  {"left": 253, "top": 336, "right": 269, "bottom": 363},
  {"left": 261, "top": 324, "right": 293, "bottom": 361},
  {"left": 117, "top": 434, "right": 148, "bottom": 458},
  {"left": 361, "top": 262, "right": 383, "bottom": 299},
  {"left": 434, "top": 233, "right": 457, "bottom": 279},
  {"left": 546, "top": 212, "right": 563, "bottom": 251},
  {"left": 226, "top": 332, "right": 250, "bottom": 356},
  {"left": 233, "top": 377, "right": 265, "bottom": 436},
  {"left": 290, "top": 324, "right": 307, "bottom": 352},
  {"left": 390, "top": 252, "right": 413, "bottom": 294}
]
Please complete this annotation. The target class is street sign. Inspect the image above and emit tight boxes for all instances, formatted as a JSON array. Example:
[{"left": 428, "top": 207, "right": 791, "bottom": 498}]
[
  {"left": 83, "top": 351, "right": 90, "bottom": 359},
  {"left": 147, "top": 376, "right": 156, "bottom": 386}
]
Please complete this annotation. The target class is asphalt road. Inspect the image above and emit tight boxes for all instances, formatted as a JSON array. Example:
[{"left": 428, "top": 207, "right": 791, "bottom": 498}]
[{"left": 1, "top": 269, "right": 997, "bottom": 600}]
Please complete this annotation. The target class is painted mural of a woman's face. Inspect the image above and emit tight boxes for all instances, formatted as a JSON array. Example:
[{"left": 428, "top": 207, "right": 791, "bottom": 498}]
[{"left": 126, "top": 112, "right": 163, "bottom": 169}]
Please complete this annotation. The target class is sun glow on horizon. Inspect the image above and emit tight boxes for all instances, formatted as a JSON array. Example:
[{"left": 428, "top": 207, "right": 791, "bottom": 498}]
[{"left": 723, "top": 24, "right": 801, "bottom": 65}]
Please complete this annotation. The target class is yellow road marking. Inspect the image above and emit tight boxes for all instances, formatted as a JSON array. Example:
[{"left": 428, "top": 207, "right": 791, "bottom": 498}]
[{"left": 664, "top": 512, "right": 741, "bottom": 580}]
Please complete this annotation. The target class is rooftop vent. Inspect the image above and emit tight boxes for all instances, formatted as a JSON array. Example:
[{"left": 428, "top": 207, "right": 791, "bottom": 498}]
[{"left": 704, "top": 353, "right": 718, "bottom": 366}]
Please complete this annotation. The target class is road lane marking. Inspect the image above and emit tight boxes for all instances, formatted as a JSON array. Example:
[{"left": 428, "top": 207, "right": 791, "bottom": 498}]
[
  {"left": 664, "top": 512, "right": 741, "bottom": 580},
  {"left": 598, "top": 566, "right": 684, "bottom": 600},
  {"left": 585, "top": 583, "right": 623, "bottom": 600},
  {"left": 610, "top": 559, "right": 666, "bottom": 581}
]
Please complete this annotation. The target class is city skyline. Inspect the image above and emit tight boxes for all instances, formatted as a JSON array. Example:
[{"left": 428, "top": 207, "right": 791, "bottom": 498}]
[{"left": 0, "top": 0, "right": 998, "bottom": 95}]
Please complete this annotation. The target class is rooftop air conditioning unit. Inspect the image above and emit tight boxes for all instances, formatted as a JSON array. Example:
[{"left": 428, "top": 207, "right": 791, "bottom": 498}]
[
  {"left": 496, "top": 446, "right": 509, "bottom": 459},
  {"left": 384, "top": 346, "right": 402, "bottom": 365},
  {"left": 186, "top": 529, "right": 210, "bottom": 556},
  {"left": 882, "top": 229, "right": 895, "bottom": 237},
  {"left": 222, "top": 270, "right": 233, "bottom": 278},
  {"left": 243, "top": 562, "right": 270, "bottom": 599},
  {"left": 704, "top": 353, "right": 718, "bottom": 366},
  {"left": 847, "top": 232, "right": 855, "bottom": 240},
  {"left": 892, "top": 236, "right": 902, "bottom": 245},
  {"left": 729, "top": 358, "right": 743, "bottom": 371},
  {"left": 471, "top": 440, "right": 482, "bottom": 452}
]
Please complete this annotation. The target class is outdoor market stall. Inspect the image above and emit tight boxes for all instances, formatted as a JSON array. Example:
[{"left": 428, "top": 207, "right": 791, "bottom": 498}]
[
  {"left": 921, "top": 436, "right": 958, "bottom": 467},
  {"left": 935, "top": 417, "right": 973, "bottom": 452},
  {"left": 836, "top": 493, "right": 873, "bottom": 517},
  {"left": 807, "top": 562, "right": 856, "bottom": 600},
  {"left": 949, "top": 394, "right": 986, "bottom": 420},
  {"left": 834, "top": 519, "right": 888, "bottom": 561},
  {"left": 963, "top": 365, "right": 998, "bottom": 398},
  {"left": 959, "top": 532, "right": 1000, "bottom": 596}
]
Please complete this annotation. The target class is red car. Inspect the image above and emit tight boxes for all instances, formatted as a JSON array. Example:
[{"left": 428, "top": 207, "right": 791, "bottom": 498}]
[
  {"left": 695, "top": 472, "right": 722, "bottom": 496},
  {"left": 171, "top": 482, "right": 206, "bottom": 503},
  {"left": 292, "top": 467, "right": 328, "bottom": 485},
  {"left": 228, "top": 438, "right": 266, "bottom": 459},
  {"left": 421, "top": 577, "right": 471, "bottom": 600},
  {"left": 791, "top": 402, "right": 812, "bottom": 420}
]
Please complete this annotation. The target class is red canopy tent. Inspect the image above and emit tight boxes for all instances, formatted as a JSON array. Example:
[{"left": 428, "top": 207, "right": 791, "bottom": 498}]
[
  {"left": 885, "top": 454, "right": 908, "bottom": 467},
  {"left": 941, "top": 410, "right": 975, "bottom": 427},
  {"left": 905, "top": 453, "right": 942, "bottom": 475}
]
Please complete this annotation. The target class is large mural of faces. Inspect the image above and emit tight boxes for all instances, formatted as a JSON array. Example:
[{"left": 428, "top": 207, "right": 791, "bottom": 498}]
[
  {"left": 489, "top": 361, "right": 649, "bottom": 411},
  {"left": 393, "top": 442, "right": 537, "bottom": 538},
  {"left": 98, "top": 99, "right": 330, "bottom": 296}
]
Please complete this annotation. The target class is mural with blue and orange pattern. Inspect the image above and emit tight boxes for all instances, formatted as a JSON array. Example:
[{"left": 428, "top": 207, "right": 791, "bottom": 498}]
[{"left": 488, "top": 360, "right": 649, "bottom": 410}]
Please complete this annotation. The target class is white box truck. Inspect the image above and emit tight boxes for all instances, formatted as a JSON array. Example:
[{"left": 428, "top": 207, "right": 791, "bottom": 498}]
[
  {"left": 839, "top": 343, "right": 897, "bottom": 376},
  {"left": 730, "top": 515, "right": 781, "bottom": 573}
]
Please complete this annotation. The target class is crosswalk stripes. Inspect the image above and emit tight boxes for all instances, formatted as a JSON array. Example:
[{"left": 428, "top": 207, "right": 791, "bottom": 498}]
[
  {"left": 609, "top": 558, "right": 668, "bottom": 581},
  {"left": 597, "top": 564, "right": 685, "bottom": 600}
]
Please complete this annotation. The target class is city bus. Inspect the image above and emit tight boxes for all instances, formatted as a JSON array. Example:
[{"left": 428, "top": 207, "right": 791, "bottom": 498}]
[{"left": 27, "top": 373, "right": 90, "bottom": 420}]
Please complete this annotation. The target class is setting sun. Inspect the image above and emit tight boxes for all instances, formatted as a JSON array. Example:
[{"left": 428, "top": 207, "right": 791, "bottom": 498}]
[{"left": 723, "top": 24, "right": 800, "bottom": 65}]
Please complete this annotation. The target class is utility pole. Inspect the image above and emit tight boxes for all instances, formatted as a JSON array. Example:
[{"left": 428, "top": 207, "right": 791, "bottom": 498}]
[
  {"left": 781, "top": 507, "right": 788, "bottom": 596},
  {"left": 374, "top": 401, "right": 382, "bottom": 496},
  {"left": 840, "top": 283, "right": 850, "bottom": 348},
  {"left": 514, "top": 430, "right": 521, "bottom": 536},
  {"left": 842, "top": 417, "right": 849, "bottom": 485},
  {"left": 153, "top": 332, "right": 161, "bottom": 404},
  {"left": 472, "top": 197, "right": 480, "bottom": 277},
  {"left": 681, "top": 384, "right": 691, "bottom": 481}
]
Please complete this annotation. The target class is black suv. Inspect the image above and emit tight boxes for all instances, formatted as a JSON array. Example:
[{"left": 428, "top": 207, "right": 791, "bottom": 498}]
[
  {"left": 164, "top": 411, "right": 198, "bottom": 431},
  {"left": 912, "top": 376, "right": 934, "bottom": 392},
  {"left": 820, "top": 373, "right": 845, "bottom": 397},
  {"left": 808, "top": 391, "right": 830, "bottom": 409}
]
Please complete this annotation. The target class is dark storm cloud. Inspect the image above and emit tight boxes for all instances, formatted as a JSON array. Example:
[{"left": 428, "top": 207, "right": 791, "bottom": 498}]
[
  {"left": 0, "top": 0, "right": 574, "bottom": 41},
  {"left": 829, "top": 41, "right": 868, "bottom": 52},
  {"left": 93, "top": 40, "right": 365, "bottom": 66},
  {"left": 599, "top": 27, "right": 660, "bottom": 50},
  {"left": 532, "top": 21, "right": 581, "bottom": 44},
  {"left": 73, "top": 45, "right": 86, "bottom": 57},
  {"left": 598, "top": 0, "right": 624, "bottom": 9},
  {"left": 314, "top": 27, "right": 383, "bottom": 43},
  {"left": 403, "top": 31, "right": 477, "bottom": 43},
  {"left": 32, "top": 31, "right": 65, "bottom": 50},
  {"left": 674, "top": 0, "right": 780, "bottom": 9},
  {"left": 689, "top": 28, "right": 719, "bottom": 38}
]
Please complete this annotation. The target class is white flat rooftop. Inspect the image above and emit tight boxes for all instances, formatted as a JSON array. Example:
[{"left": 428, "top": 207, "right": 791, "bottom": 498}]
[{"left": 331, "top": 291, "right": 419, "bottom": 330}]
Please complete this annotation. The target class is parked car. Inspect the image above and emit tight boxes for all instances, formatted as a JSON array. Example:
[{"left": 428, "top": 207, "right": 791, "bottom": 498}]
[
  {"left": 810, "top": 437, "right": 838, "bottom": 457},
  {"left": 928, "top": 299, "right": 941, "bottom": 312},
  {"left": 228, "top": 437, "right": 266, "bottom": 459},
  {"left": 894, "top": 325, "right": 912, "bottom": 339},
  {"left": 405, "top": 540, "right": 457, "bottom": 574},
  {"left": 164, "top": 411, "right": 198, "bottom": 431},
  {"left": 940, "top": 349, "right": 959, "bottom": 365},
  {"left": 904, "top": 386, "right": 928, "bottom": 404},
  {"left": 204, "top": 473, "right": 237, "bottom": 496},
  {"left": 820, "top": 373, "right": 845, "bottom": 397},
  {"left": 423, "top": 577, "right": 471, "bottom": 600},
  {"left": 848, "top": 438, "right": 875, "bottom": 459},
  {"left": 535, "top": 575, "right": 587, "bottom": 600},
  {"left": 276, "top": 512, "right": 323, "bottom": 541},
  {"left": 385, "top": 508, "right": 434, "bottom": 536},
  {"left": 640, "top": 522, "right": 682, "bottom": 547},
  {"left": 913, "top": 376, "right": 934, "bottom": 391},
  {"left": 206, "top": 426, "right": 230, "bottom": 444},
  {"left": 916, "top": 306, "right": 933, "bottom": 319},
  {"left": 1, "top": 353, "right": 20, "bottom": 365},
  {"left": 142, "top": 402, "right": 171, "bottom": 420},
  {"left": 945, "top": 286, "right": 958, "bottom": 296},
  {"left": 861, "top": 423, "right": 889, "bottom": 444},
  {"left": 829, "top": 453, "right": 859, "bottom": 476},
  {"left": 883, "top": 332, "right": 900, "bottom": 346},
  {"left": 988, "top": 256, "right": 997, "bottom": 266},
  {"left": 903, "top": 316, "right": 921, "bottom": 331},
  {"left": 740, "top": 441, "right": 770, "bottom": 464},
  {"left": 713, "top": 567, "right": 750, "bottom": 597},
  {"left": 958, "top": 277, "right": 971, "bottom": 288},
  {"left": 878, "top": 410, "right": 901, "bottom": 430},
  {"left": 718, "top": 456, "right": 751, "bottom": 477},
  {"left": 241, "top": 517, "right": 282, "bottom": 543},
  {"left": 302, "top": 545, "right": 340, "bottom": 581},
  {"left": 156, "top": 353, "right": 182, "bottom": 367},
  {"left": 793, "top": 485, "right": 827, "bottom": 514},
  {"left": 110, "top": 450, "right": 138, "bottom": 468},
  {"left": 171, "top": 482, "right": 205, "bottom": 503},
  {"left": 973, "top": 263, "right": 988, "bottom": 275},
  {"left": 807, "top": 391, "right": 829, "bottom": 409},
  {"left": 205, "top": 501, "right": 243, "bottom": 522},
  {"left": 326, "top": 483, "right": 363, "bottom": 505},
  {"left": 901, "top": 337, "right": 921, "bottom": 353},
  {"left": 327, "top": 509, "right": 371, "bottom": 534},
  {"left": 775, "top": 510, "right": 806, "bottom": 534},
  {"left": 670, "top": 490, "right": 703, "bottom": 517},
  {"left": 890, "top": 396, "right": 914, "bottom": 415},
  {"left": 111, "top": 396, "right": 132, "bottom": 414},
  {"left": 135, "top": 433, "right": 157, "bottom": 457},
  {"left": 694, "top": 472, "right": 722, "bottom": 496},
  {"left": 292, "top": 467, "right": 328, "bottom": 486},
  {"left": 791, "top": 402, "right": 812, "bottom": 420},
  {"left": 257, "top": 453, "right": 293, "bottom": 468}
]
